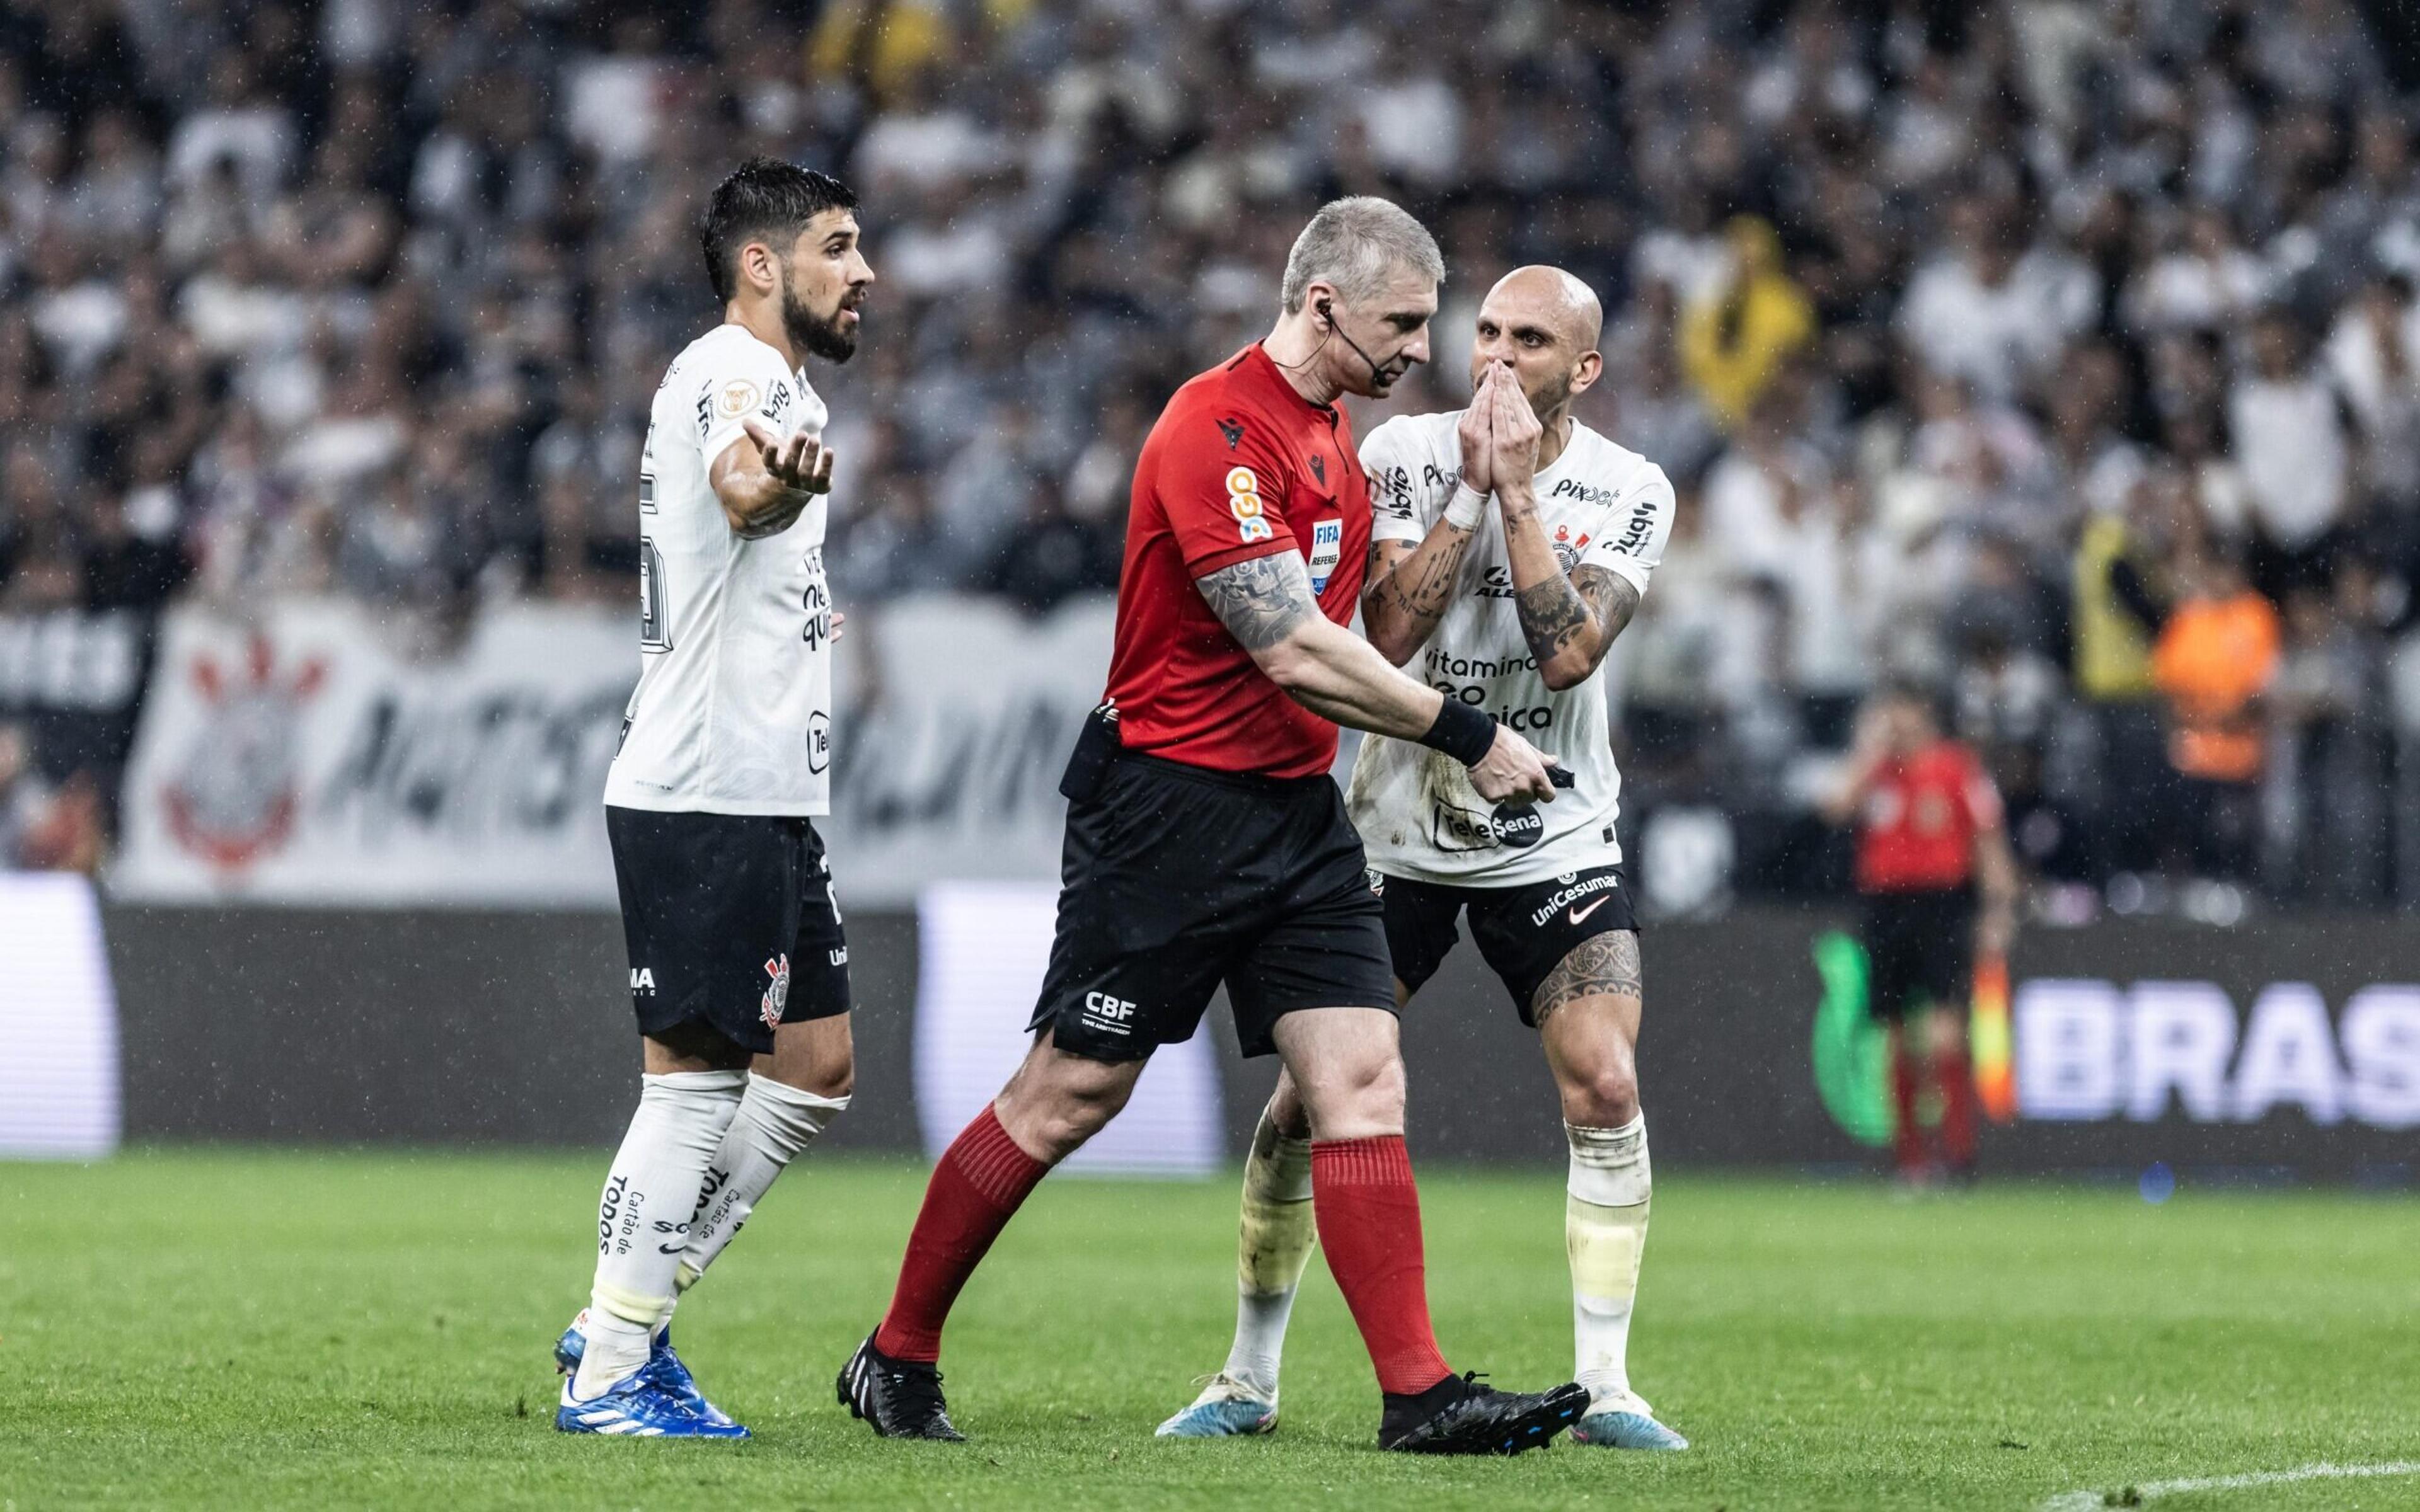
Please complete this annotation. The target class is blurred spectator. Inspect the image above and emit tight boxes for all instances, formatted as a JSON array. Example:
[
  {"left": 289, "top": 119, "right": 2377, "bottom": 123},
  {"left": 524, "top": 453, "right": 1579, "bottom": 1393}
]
[
  {"left": 2269, "top": 578, "right": 2391, "bottom": 901},
  {"left": 1678, "top": 216, "right": 1815, "bottom": 432},
  {"left": 2066, "top": 474, "right": 2179, "bottom": 879},
  {"left": 981, "top": 471, "right": 1119, "bottom": 616},
  {"left": 0, "top": 0, "right": 2414, "bottom": 909},
  {"left": 1703, "top": 384, "right": 1863, "bottom": 704},
  {"left": 0, "top": 721, "right": 103, "bottom": 873},
  {"left": 2225, "top": 307, "right": 2353, "bottom": 600},
  {"left": 2325, "top": 273, "right": 2420, "bottom": 521},
  {"left": 1897, "top": 195, "right": 2095, "bottom": 406},
  {"left": 2150, "top": 549, "right": 2280, "bottom": 882},
  {"left": 0, "top": 721, "right": 40, "bottom": 864}
]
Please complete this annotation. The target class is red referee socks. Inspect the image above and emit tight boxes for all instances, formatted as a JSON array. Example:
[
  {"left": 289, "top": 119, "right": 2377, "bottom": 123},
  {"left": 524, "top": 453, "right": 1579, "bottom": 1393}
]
[
  {"left": 1937, "top": 1039, "right": 1978, "bottom": 1171},
  {"left": 1888, "top": 1028, "right": 1980, "bottom": 1175},
  {"left": 1311, "top": 1135, "right": 1453, "bottom": 1396},
  {"left": 873, "top": 1104, "right": 1049, "bottom": 1362},
  {"left": 1889, "top": 1028, "right": 1926, "bottom": 1176}
]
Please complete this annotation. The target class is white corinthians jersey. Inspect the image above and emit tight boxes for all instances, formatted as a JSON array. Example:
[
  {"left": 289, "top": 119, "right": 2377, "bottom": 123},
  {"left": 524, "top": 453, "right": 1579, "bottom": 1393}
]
[
  {"left": 1347, "top": 411, "right": 1676, "bottom": 886},
  {"left": 604, "top": 325, "right": 836, "bottom": 816}
]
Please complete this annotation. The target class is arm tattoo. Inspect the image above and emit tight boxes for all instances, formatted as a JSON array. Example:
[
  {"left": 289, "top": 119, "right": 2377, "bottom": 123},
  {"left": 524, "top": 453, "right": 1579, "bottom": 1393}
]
[
  {"left": 1518, "top": 564, "right": 1642, "bottom": 672},
  {"left": 1371, "top": 541, "right": 1461, "bottom": 622},
  {"left": 1197, "top": 551, "right": 1315, "bottom": 651},
  {"left": 1515, "top": 573, "right": 1594, "bottom": 664},
  {"left": 1531, "top": 929, "right": 1643, "bottom": 1026},
  {"left": 1577, "top": 565, "right": 1643, "bottom": 643}
]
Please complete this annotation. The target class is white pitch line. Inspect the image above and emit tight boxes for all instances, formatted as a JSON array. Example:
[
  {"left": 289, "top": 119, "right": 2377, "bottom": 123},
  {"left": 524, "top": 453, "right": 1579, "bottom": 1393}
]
[{"left": 2040, "top": 1460, "right": 2420, "bottom": 1511}]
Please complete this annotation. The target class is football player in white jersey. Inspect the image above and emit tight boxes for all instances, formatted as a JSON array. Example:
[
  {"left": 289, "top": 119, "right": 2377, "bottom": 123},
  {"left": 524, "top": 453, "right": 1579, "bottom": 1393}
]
[
  {"left": 1160, "top": 266, "right": 1688, "bottom": 1450},
  {"left": 554, "top": 158, "right": 874, "bottom": 1439}
]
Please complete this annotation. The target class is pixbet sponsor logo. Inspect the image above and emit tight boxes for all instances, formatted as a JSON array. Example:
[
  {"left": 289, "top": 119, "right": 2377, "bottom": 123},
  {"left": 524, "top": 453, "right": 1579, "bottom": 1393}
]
[{"left": 2015, "top": 978, "right": 2420, "bottom": 1128}]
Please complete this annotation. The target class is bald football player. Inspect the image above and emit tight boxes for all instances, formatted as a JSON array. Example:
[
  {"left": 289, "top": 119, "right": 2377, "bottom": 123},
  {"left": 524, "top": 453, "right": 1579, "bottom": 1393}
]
[{"left": 1160, "top": 266, "right": 1688, "bottom": 1452}]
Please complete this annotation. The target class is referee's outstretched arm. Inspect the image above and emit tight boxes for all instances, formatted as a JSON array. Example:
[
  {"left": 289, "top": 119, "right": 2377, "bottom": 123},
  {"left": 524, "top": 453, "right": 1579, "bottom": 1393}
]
[{"left": 1194, "top": 552, "right": 1560, "bottom": 805}]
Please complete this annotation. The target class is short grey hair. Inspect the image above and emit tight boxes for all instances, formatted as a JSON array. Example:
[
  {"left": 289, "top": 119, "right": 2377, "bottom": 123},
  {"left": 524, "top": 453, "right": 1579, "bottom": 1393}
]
[{"left": 1278, "top": 197, "right": 1444, "bottom": 315}]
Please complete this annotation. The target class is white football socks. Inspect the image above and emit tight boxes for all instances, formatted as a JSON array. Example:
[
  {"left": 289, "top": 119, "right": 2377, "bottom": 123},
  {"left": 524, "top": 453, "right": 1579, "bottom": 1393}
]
[
  {"left": 572, "top": 1069, "right": 747, "bottom": 1400},
  {"left": 675, "top": 1072, "right": 850, "bottom": 1291},
  {"left": 1220, "top": 1110, "right": 1317, "bottom": 1400},
  {"left": 1566, "top": 1116, "right": 1652, "bottom": 1414}
]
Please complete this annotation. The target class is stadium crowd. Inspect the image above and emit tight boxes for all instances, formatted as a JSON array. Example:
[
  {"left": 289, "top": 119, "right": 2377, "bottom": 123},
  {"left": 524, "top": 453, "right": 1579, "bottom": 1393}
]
[{"left": 3, "top": 0, "right": 2419, "bottom": 910}]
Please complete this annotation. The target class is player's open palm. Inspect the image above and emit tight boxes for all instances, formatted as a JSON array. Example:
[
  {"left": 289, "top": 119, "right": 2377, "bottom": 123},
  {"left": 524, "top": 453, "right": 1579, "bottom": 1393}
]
[
  {"left": 1488, "top": 361, "right": 1542, "bottom": 486},
  {"left": 742, "top": 418, "right": 836, "bottom": 496},
  {"left": 1468, "top": 719, "right": 1559, "bottom": 804},
  {"left": 1456, "top": 364, "right": 1496, "bottom": 496}
]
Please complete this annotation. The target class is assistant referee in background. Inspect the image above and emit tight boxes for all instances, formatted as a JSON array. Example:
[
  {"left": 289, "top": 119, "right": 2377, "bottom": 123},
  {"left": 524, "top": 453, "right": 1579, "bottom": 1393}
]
[{"left": 1823, "top": 682, "right": 2019, "bottom": 1186}]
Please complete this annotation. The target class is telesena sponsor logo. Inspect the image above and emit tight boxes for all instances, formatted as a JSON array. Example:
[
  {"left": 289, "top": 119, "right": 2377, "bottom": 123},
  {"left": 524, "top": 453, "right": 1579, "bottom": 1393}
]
[{"left": 2015, "top": 978, "right": 2420, "bottom": 1128}]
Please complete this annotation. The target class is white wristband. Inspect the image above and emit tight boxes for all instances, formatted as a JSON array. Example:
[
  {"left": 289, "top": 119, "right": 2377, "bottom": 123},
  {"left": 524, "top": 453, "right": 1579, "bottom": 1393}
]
[{"left": 1444, "top": 482, "right": 1487, "bottom": 531}]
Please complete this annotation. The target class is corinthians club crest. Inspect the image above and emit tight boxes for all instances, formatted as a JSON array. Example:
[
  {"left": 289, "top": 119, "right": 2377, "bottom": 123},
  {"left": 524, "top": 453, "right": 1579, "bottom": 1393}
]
[
  {"left": 760, "top": 954, "right": 792, "bottom": 1029},
  {"left": 159, "top": 634, "right": 326, "bottom": 871},
  {"left": 1552, "top": 523, "right": 1593, "bottom": 573}
]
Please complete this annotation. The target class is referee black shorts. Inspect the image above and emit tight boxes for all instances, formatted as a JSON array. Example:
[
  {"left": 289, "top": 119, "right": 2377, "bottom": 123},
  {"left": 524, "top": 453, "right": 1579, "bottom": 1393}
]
[
  {"left": 607, "top": 806, "right": 852, "bottom": 1056},
  {"left": 1029, "top": 753, "right": 1398, "bottom": 1063},
  {"left": 1857, "top": 885, "right": 1975, "bottom": 1022}
]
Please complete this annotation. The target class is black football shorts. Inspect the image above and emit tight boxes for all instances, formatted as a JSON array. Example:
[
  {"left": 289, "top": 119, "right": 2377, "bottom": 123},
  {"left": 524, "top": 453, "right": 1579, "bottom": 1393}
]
[
  {"left": 607, "top": 806, "right": 852, "bottom": 1055},
  {"left": 1857, "top": 886, "right": 1975, "bottom": 1022},
  {"left": 1030, "top": 753, "right": 1397, "bottom": 1063},
  {"left": 1382, "top": 864, "right": 1639, "bottom": 1024}
]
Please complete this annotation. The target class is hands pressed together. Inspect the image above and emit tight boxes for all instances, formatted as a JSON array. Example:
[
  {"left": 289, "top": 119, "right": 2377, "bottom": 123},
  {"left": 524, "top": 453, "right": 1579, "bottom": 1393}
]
[
  {"left": 1446, "top": 363, "right": 1561, "bottom": 805},
  {"left": 1455, "top": 362, "right": 1544, "bottom": 500}
]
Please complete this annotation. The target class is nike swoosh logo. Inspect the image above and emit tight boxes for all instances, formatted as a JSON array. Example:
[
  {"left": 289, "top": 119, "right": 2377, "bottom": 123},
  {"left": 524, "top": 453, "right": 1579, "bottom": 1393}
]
[{"left": 1569, "top": 896, "right": 1612, "bottom": 925}]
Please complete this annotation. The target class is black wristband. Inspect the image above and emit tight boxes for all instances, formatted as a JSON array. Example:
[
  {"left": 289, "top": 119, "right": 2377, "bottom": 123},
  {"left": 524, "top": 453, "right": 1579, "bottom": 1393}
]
[{"left": 1417, "top": 697, "right": 1496, "bottom": 766}]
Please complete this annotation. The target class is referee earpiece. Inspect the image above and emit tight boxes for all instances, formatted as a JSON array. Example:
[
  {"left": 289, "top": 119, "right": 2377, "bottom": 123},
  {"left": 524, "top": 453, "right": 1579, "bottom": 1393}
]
[{"left": 1312, "top": 296, "right": 1387, "bottom": 387}]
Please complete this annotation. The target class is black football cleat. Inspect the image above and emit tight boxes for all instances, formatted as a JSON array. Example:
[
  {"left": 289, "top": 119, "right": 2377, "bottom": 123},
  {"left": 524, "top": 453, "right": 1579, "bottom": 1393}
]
[
  {"left": 838, "top": 1334, "right": 967, "bottom": 1441},
  {"left": 1378, "top": 1372, "right": 1589, "bottom": 1455}
]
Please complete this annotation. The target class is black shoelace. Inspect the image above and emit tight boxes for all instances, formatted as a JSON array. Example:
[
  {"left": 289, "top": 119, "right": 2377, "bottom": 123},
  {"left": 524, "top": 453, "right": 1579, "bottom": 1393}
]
[{"left": 881, "top": 1360, "right": 949, "bottom": 1421}]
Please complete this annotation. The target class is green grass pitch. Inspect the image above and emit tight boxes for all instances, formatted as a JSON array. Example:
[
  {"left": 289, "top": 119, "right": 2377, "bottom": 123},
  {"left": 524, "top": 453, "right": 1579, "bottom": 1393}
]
[{"left": 3, "top": 1151, "right": 2416, "bottom": 1511}]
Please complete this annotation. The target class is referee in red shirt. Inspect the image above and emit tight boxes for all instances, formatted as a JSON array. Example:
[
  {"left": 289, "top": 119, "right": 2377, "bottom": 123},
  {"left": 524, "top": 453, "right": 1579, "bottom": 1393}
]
[
  {"left": 1822, "top": 683, "right": 2019, "bottom": 1184},
  {"left": 840, "top": 198, "right": 1584, "bottom": 1454}
]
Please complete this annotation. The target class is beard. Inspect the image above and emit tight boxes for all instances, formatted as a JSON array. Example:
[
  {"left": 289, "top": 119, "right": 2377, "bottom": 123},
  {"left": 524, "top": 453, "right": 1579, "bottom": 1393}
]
[
  {"left": 1519, "top": 370, "right": 1571, "bottom": 419},
  {"left": 783, "top": 282, "right": 859, "bottom": 364}
]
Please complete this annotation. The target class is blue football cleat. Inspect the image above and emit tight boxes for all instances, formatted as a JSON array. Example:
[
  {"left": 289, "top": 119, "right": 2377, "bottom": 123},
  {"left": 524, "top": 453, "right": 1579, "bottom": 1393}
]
[
  {"left": 554, "top": 1348, "right": 750, "bottom": 1438},
  {"left": 1570, "top": 1408, "right": 1689, "bottom": 1450},
  {"left": 1156, "top": 1375, "right": 1278, "bottom": 1438},
  {"left": 555, "top": 1310, "right": 739, "bottom": 1431}
]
